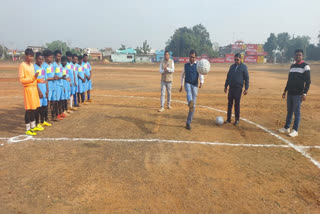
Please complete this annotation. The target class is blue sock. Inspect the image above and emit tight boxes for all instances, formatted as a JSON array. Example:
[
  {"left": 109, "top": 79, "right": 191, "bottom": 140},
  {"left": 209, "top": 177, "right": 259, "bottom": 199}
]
[
  {"left": 73, "top": 94, "right": 77, "bottom": 105},
  {"left": 87, "top": 93, "right": 90, "bottom": 100}
]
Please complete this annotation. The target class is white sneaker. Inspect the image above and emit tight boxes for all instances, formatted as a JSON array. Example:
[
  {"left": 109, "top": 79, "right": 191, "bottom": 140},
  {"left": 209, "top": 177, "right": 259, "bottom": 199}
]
[
  {"left": 167, "top": 105, "right": 172, "bottom": 110},
  {"left": 278, "top": 128, "right": 290, "bottom": 134},
  {"left": 289, "top": 130, "right": 298, "bottom": 137},
  {"left": 158, "top": 107, "right": 164, "bottom": 112}
]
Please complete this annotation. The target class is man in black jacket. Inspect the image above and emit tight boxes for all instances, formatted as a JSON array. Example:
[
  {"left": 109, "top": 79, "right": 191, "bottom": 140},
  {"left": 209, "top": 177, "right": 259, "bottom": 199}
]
[
  {"left": 278, "top": 49, "right": 311, "bottom": 137},
  {"left": 224, "top": 53, "right": 249, "bottom": 126}
]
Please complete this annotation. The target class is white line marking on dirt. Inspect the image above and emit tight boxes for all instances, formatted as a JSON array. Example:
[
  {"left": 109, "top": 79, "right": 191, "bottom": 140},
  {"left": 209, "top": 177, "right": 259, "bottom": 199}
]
[
  {"left": 8, "top": 135, "right": 33, "bottom": 143},
  {"left": 1, "top": 136, "right": 320, "bottom": 150},
  {"left": 96, "top": 94, "right": 320, "bottom": 169}
]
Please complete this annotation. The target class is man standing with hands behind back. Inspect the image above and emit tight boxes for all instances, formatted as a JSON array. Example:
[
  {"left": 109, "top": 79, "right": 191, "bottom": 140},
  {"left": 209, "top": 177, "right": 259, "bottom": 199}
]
[
  {"left": 158, "top": 51, "right": 174, "bottom": 112},
  {"left": 224, "top": 53, "right": 249, "bottom": 126}
]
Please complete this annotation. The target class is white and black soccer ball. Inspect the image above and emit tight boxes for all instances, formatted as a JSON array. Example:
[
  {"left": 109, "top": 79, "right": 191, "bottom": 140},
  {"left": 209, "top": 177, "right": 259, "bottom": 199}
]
[
  {"left": 197, "top": 59, "right": 211, "bottom": 75},
  {"left": 215, "top": 116, "right": 224, "bottom": 126}
]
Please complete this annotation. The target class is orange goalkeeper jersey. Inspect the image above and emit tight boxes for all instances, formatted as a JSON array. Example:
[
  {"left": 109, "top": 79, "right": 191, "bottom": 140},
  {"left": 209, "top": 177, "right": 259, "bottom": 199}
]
[{"left": 19, "top": 62, "right": 40, "bottom": 110}]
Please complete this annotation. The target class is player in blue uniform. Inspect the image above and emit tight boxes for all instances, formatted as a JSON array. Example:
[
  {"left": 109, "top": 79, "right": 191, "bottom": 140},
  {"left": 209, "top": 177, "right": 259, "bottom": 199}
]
[
  {"left": 34, "top": 52, "right": 51, "bottom": 128},
  {"left": 53, "top": 50, "right": 66, "bottom": 120},
  {"left": 61, "top": 56, "right": 71, "bottom": 115},
  {"left": 82, "top": 54, "right": 93, "bottom": 102},
  {"left": 77, "top": 56, "right": 86, "bottom": 105},
  {"left": 43, "top": 49, "right": 58, "bottom": 121}
]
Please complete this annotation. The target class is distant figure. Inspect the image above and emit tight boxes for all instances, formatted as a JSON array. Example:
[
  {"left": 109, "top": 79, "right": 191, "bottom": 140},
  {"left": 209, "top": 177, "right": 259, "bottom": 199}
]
[
  {"left": 158, "top": 51, "right": 174, "bottom": 112},
  {"left": 278, "top": 49, "right": 311, "bottom": 137},
  {"left": 224, "top": 53, "right": 249, "bottom": 126},
  {"left": 179, "top": 50, "right": 204, "bottom": 130}
]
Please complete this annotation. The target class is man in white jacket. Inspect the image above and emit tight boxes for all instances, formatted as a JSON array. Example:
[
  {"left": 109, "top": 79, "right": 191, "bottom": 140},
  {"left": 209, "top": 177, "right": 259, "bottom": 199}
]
[{"left": 159, "top": 51, "right": 175, "bottom": 112}]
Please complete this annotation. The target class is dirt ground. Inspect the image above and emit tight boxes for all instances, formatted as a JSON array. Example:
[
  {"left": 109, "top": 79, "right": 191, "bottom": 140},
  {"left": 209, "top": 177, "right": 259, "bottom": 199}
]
[{"left": 0, "top": 62, "right": 319, "bottom": 213}]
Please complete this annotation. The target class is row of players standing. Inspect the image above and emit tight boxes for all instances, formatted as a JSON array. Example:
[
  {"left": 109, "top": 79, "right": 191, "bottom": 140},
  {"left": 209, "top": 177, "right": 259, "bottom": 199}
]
[{"left": 19, "top": 48, "right": 93, "bottom": 136}]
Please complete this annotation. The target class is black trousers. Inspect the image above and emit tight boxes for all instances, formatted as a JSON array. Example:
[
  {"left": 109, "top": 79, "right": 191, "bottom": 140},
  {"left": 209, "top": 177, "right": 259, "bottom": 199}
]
[{"left": 227, "top": 87, "right": 242, "bottom": 121}]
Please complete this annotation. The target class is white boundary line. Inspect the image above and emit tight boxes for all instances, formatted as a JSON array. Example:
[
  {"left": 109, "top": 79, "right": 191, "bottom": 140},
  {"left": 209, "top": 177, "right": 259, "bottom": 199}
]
[
  {"left": 95, "top": 94, "right": 320, "bottom": 169},
  {"left": 2, "top": 135, "right": 320, "bottom": 149}
]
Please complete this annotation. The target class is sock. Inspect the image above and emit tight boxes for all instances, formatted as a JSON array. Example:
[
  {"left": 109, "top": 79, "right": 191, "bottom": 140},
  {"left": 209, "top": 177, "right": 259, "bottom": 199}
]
[
  {"left": 70, "top": 96, "right": 73, "bottom": 108},
  {"left": 81, "top": 93, "right": 85, "bottom": 103},
  {"left": 65, "top": 100, "right": 68, "bottom": 111},
  {"left": 77, "top": 93, "right": 80, "bottom": 104},
  {"left": 87, "top": 93, "right": 90, "bottom": 100},
  {"left": 35, "top": 108, "right": 40, "bottom": 125},
  {"left": 61, "top": 100, "right": 65, "bottom": 112},
  {"left": 50, "top": 102, "right": 55, "bottom": 119},
  {"left": 44, "top": 106, "right": 48, "bottom": 122},
  {"left": 26, "top": 123, "right": 31, "bottom": 131},
  {"left": 30, "top": 121, "right": 36, "bottom": 129},
  {"left": 74, "top": 94, "right": 77, "bottom": 105},
  {"left": 40, "top": 106, "right": 45, "bottom": 123}
]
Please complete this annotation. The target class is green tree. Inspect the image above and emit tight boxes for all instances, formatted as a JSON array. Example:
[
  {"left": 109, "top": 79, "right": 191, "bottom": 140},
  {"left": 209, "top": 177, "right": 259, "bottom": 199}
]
[
  {"left": 0, "top": 45, "right": 9, "bottom": 59},
  {"left": 165, "top": 24, "right": 217, "bottom": 57},
  {"left": 70, "top": 48, "right": 83, "bottom": 56},
  {"left": 119, "top": 44, "right": 126, "bottom": 50},
  {"left": 263, "top": 33, "right": 277, "bottom": 57},
  {"left": 46, "top": 40, "right": 71, "bottom": 55},
  {"left": 286, "top": 36, "right": 310, "bottom": 59},
  {"left": 135, "top": 40, "right": 151, "bottom": 54},
  {"left": 135, "top": 46, "right": 142, "bottom": 54},
  {"left": 277, "top": 32, "right": 290, "bottom": 55},
  {"left": 318, "top": 32, "right": 320, "bottom": 46}
]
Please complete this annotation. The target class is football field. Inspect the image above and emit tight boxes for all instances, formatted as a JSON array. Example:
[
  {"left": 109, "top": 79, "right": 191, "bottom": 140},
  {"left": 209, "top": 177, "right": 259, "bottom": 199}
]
[{"left": 0, "top": 62, "right": 319, "bottom": 213}]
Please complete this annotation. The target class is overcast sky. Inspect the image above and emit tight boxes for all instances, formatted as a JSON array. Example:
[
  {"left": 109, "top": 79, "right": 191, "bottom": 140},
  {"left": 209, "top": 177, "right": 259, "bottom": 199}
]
[{"left": 0, "top": 0, "right": 319, "bottom": 50}]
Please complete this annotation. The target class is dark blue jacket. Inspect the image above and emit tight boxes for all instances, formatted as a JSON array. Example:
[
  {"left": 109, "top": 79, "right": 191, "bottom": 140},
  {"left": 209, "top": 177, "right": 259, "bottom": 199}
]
[
  {"left": 185, "top": 63, "right": 198, "bottom": 86},
  {"left": 224, "top": 63, "right": 249, "bottom": 90}
]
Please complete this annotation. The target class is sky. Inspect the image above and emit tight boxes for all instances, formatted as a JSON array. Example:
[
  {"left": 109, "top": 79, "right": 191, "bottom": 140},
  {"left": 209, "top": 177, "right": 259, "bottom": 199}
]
[{"left": 0, "top": 0, "right": 319, "bottom": 50}]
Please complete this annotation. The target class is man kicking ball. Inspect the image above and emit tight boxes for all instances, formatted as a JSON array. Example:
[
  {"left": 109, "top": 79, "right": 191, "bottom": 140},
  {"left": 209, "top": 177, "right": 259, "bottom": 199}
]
[{"left": 179, "top": 50, "right": 204, "bottom": 130}]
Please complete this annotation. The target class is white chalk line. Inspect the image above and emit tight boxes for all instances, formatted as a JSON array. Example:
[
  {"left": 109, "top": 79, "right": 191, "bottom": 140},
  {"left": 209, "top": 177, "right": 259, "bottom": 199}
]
[
  {"left": 1, "top": 135, "right": 320, "bottom": 150},
  {"left": 95, "top": 94, "right": 320, "bottom": 169}
]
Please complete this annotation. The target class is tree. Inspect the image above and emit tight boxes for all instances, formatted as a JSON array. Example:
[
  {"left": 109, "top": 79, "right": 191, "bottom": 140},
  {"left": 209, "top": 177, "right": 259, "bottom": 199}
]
[
  {"left": 318, "top": 32, "right": 320, "bottom": 46},
  {"left": 263, "top": 33, "right": 277, "bottom": 57},
  {"left": 165, "top": 24, "right": 218, "bottom": 57},
  {"left": 286, "top": 36, "right": 310, "bottom": 59},
  {"left": 119, "top": 44, "right": 126, "bottom": 50},
  {"left": 277, "top": 32, "right": 290, "bottom": 54},
  {"left": 46, "top": 40, "right": 71, "bottom": 55},
  {"left": 135, "top": 40, "right": 151, "bottom": 54}
]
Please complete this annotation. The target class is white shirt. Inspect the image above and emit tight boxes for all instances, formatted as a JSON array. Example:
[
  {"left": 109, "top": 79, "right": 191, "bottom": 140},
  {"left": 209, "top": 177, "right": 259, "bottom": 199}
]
[
  {"left": 159, "top": 60, "right": 175, "bottom": 73},
  {"left": 180, "top": 62, "right": 204, "bottom": 86}
]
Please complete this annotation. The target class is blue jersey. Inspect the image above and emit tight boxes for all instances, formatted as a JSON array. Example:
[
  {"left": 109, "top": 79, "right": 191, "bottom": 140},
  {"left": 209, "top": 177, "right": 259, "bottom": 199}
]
[
  {"left": 43, "top": 62, "right": 55, "bottom": 91},
  {"left": 66, "top": 62, "right": 74, "bottom": 84},
  {"left": 53, "top": 62, "right": 63, "bottom": 87},
  {"left": 34, "top": 63, "right": 47, "bottom": 92},
  {"left": 77, "top": 64, "right": 85, "bottom": 79},
  {"left": 82, "top": 62, "right": 91, "bottom": 77}
]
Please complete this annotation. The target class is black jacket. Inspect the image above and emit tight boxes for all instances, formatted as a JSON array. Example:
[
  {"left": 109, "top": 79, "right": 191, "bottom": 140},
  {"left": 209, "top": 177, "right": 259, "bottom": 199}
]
[
  {"left": 225, "top": 63, "right": 249, "bottom": 90},
  {"left": 285, "top": 62, "right": 311, "bottom": 95}
]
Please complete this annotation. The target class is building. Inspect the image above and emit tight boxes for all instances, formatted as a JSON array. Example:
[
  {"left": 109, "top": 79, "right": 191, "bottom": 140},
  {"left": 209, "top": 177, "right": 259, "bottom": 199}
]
[
  {"left": 111, "top": 48, "right": 136, "bottom": 63},
  {"left": 102, "top": 48, "right": 113, "bottom": 58},
  {"left": 155, "top": 51, "right": 173, "bottom": 62},
  {"left": 135, "top": 54, "right": 155, "bottom": 63},
  {"left": 84, "top": 48, "right": 103, "bottom": 60},
  {"left": 27, "top": 46, "right": 45, "bottom": 53}
]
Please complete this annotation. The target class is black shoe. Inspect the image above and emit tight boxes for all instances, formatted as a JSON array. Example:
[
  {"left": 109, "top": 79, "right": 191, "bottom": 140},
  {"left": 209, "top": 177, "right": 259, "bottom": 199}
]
[
  {"left": 234, "top": 120, "right": 239, "bottom": 126},
  {"left": 74, "top": 104, "right": 80, "bottom": 107},
  {"left": 186, "top": 124, "right": 191, "bottom": 130},
  {"left": 225, "top": 119, "right": 231, "bottom": 124}
]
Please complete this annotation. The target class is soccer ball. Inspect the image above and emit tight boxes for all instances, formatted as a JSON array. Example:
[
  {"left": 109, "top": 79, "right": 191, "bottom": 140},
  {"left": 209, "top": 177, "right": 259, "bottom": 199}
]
[
  {"left": 197, "top": 59, "right": 211, "bottom": 75},
  {"left": 215, "top": 116, "right": 224, "bottom": 126}
]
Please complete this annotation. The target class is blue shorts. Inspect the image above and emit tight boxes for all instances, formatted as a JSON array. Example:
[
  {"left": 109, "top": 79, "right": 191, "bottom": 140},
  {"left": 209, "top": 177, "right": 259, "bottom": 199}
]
[
  {"left": 78, "top": 80, "right": 85, "bottom": 93},
  {"left": 48, "top": 89, "right": 56, "bottom": 101},
  {"left": 56, "top": 86, "right": 63, "bottom": 101},
  {"left": 87, "top": 80, "right": 92, "bottom": 90},
  {"left": 40, "top": 97, "right": 48, "bottom": 107}
]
